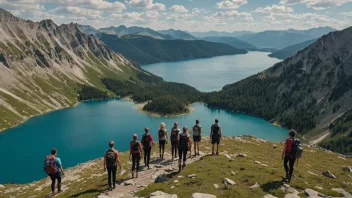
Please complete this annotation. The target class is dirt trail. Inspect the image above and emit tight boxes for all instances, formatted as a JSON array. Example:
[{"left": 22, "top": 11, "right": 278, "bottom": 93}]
[{"left": 99, "top": 151, "right": 205, "bottom": 198}]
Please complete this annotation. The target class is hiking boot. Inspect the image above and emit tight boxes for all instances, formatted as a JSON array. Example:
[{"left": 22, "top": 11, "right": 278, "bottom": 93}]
[
  {"left": 136, "top": 172, "right": 139, "bottom": 178},
  {"left": 182, "top": 164, "right": 186, "bottom": 170},
  {"left": 58, "top": 189, "right": 62, "bottom": 193},
  {"left": 216, "top": 152, "right": 219, "bottom": 155},
  {"left": 147, "top": 165, "right": 150, "bottom": 170},
  {"left": 178, "top": 164, "right": 182, "bottom": 172},
  {"left": 132, "top": 171, "right": 135, "bottom": 178},
  {"left": 113, "top": 185, "right": 116, "bottom": 190},
  {"left": 109, "top": 187, "right": 113, "bottom": 191}
]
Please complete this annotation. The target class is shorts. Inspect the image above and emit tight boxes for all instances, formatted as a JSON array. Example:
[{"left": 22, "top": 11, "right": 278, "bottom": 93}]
[
  {"left": 193, "top": 135, "right": 201, "bottom": 142},
  {"left": 211, "top": 137, "right": 220, "bottom": 145},
  {"left": 159, "top": 140, "right": 166, "bottom": 145}
]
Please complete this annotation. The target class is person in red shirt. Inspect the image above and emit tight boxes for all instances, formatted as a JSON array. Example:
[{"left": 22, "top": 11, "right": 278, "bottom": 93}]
[
  {"left": 141, "top": 128, "right": 154, "bottom": 169},
  {"left": 104, "top": 141, "right": 121, "bottom": 191},
  {"left": 130, "top": 134, "right": 143, "bottom": 178},
  {"left": 282, "top": 129, "right": 297, "bottom": 183}
]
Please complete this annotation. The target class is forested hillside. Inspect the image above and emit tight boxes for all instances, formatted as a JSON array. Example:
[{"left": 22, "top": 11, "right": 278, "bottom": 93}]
[
  {"left": 98, "top": 34, "right": 247, "bottom": 65},
  {"left": 269, "top": 39, "right": 318, "bottom": 60},
  {"left": 201, "top": 36, "right": 257, "bottom": 50}
]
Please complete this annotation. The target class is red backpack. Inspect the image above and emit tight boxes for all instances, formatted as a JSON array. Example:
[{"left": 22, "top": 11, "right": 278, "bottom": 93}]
[{"left": 44, "top": 155, "right": 58, "bottom": 174}]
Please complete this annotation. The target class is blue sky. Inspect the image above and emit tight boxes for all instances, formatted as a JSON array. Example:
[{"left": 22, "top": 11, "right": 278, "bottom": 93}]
[{"left": 1, "top": 0, "right": 352, "bottom": 32}]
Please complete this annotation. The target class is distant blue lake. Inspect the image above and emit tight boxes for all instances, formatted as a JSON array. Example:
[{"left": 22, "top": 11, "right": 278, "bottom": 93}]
[
  {"left": 143, "top": 51, "right": 280, "bottom": 92},
  {"left": 0, "top": 52, "right": 286, "bottom": 184}
]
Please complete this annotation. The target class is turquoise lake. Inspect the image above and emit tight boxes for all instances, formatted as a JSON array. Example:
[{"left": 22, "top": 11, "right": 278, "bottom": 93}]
[
  {"left": 142, "top": 51, "right": 280, "bottom": 92},
  {"left": 0, "top": 52, "right": 286, "bottom": 184}
]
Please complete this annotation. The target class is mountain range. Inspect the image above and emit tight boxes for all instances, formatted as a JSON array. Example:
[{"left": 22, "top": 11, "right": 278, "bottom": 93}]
[
  {"left": 97, "top": 34, "right": 247, "bottom": 65},
  {"left": 0, "top": 9, "right": 151, "bottom": 130},
  {"left": 190, "top": 30, "right": 254, "bottom": 38},
  {"left": 237, "top": 27, "right": 336, "bottom": 49},
  {"left": 201, "top": 36, "right": 257, "bottom": 50},
  {"left": 268, "top": 38, "right": 318, "bottom": 60}
]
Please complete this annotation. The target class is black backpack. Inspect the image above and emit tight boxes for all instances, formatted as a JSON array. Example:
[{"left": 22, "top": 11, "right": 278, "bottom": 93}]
[
  {"left": 212, "top": 124, "right": 220, "bottom": 137},
  {"left": 106, "top": 149, "right": 117, "bottom": 168},
  {"left": 291, "top": 139, "right": 303, "bottom": 159},
  {"left": 171, "top": 128, "right": 180, "bottom": 142},
  {"left": 158, "top": 129, "right": 165, "bottom": 139},
  {"left": 131, "top": 141, "right": 140, "bottom": 151},
  {"left": 179, "top": 133, "right": 188, "bottom": 149},
  {"left": 142, "top": 134, "right": 151, "bottom": 148}
]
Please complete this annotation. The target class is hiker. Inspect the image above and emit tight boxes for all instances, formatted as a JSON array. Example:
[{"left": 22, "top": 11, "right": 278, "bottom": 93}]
[
  {"left": 170, "top": 122, "right": 181, "bottom": 161},
  {"left": 130, "top": 134, "right": 143, "bottom": 178},
  {"left": 210, "top": 119, "right": 222, "bottom": 155},
  {"left": 104, "top": 141, "right": 121, "bottom": 191},
  {"left": 282, "top": 129, "right": 301, "bottom": 183},
  {"left": 190, "top": 120, "right": 202, "bottom": 156},
  {"left": 44, "top": 148, "right": 65, "bottom": 195},
  {"left": 178, "top": 126, "right": 192, "bottom": 171},
  {"left": 141, "top": 128, "right": 154, "bottom": 169},
  {"left": 158, "top": 122, "right": 169, "bottom": 160}
]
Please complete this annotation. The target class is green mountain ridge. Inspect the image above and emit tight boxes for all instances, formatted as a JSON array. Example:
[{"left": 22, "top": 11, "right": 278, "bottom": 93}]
[
  {"left": 201, "top": 36, "right": 257, "bottom": 50},
  {"left": 97, "top": 33, "right": 248, "bottom": 65},
  {"left": 269, "top": 39, "right": 319, "bottom": 60}
]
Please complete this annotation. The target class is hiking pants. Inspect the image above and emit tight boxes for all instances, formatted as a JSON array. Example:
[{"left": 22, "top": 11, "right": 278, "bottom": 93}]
[
  {"left": 143, "top": 147, "right": 151, "bottom": 166},
  {"left": 171, "top": 142, "right": 178, "bottom": 158},
  {"left": 107, "top": 166, "right": 117, "bottom": 188},
  {"left": 132, "top": 153, "right": 140, "bottom": 172},
  {"left": 159, "top": 140, "right": 166, "bottom": 157},
  {"left": 49, "top": 172, "right": 61, "bottom": 192},
  {"left": 284, "top": 155, "right": 296, "bottom": 180},
  {"left": 178, "top": 148, "right": 188, "bottom": 164}
]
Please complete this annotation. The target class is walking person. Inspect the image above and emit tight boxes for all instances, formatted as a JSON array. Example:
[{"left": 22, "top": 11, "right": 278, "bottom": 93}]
[
  {"left": 170, "top": 122, "right": 181, "bottom": 161},
  {"left": 191, "top": 120, "right": 202, "bottom": 156},
  {"left": 104, "top": 141, "right": 121, "bottom": 191},
  {"left": 158, "top": 122, "right": 169, "bottom": 160},
  {"left": 141, "top": 128, "right": 154, "bottom": 169},
  {"left": 282, "top": 129, "right": 299, "bottom": 183},
  {"left": 178, "top": 126, "right": 192, "bottom": 171},
  {"left": 210, "top": 119, "right": 222, "bottom": 155},
  {"left": 130, "top": 134, "right": 143, "bottom": 178},
  {"left": 44, "top": 148, "right": 65, "bottom": 195}
]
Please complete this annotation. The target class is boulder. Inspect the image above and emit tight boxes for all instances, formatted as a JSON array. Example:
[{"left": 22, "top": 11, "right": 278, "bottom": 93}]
[
  {"left": 273, "top": 144, "right": 277, "bottom": 149},
  {"left": 150, "top": 191, "right": 178, "bottom": 198},
  {"left": 343, "top": 166, "right": 352, "bottom": 173},
  {"left": 155, "top": 174, "right": 169, "bottom": 183},
  {"left": 213, "top": 184, "right": 219, "bottom": 189},
  {"left": 97, "top": 195, "right": 113, "bottom": 198},
  {"left": 322, "top": 170, "right": 336, "bottom": 179},
  {"left": 223, "top": 178, "right": 236, "bottom": 185},
  {"left": 224, "top": 154, "right": 232, "bottom": 160},
  {"left": 254, "top": 161, "right": 261, "bottom": 165},
  {"left": 191, "top": 193, "right": 216, "bottom": 198},
  {"left": 0, "top": 185, "right": 4, "bottom": 189},
  {"left": 264, "top": 195, "right": 278, "bottom": 198},
  {"left": 236, "top": 153, "right": 247, "bottom": 157},
  {"left": 332, "top": 188, "right": 352, "bottom": 197},
  {"left": 250, "top": 183, "right": 260, "bottom": 189},
  {"left": 178, "top": 176, "right": 183, "bottom": 179},
  {"left": 174, "top": 180, "right": 179, "bottom": 183},
  {"left": 284, "top": 194, "right": 300, "bottom": 198},
  {"left": 305, "top": 189, "right": 327, "bottom": 197},
  {"left": 188, "top": 174, "right": 196, "bottom": 178},
  {"left": 124, "top": 180, "right": 135, "bottom": 186},
  {"left": 231, "top": 171, "right": 236, "bottom": 176}
]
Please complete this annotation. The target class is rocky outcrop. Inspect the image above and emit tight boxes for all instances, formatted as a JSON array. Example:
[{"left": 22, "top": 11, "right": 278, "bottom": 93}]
[
  {"left": 322, "top": 170, "right": 336, "bottom": 179},
  {"left": 191, "top": 193, "right": 216, "bottom": 198}
]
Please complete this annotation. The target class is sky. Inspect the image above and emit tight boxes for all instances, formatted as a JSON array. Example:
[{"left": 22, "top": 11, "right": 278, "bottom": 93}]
[{"left": 1, "top": 0, "right": 352, "bottom": 32}]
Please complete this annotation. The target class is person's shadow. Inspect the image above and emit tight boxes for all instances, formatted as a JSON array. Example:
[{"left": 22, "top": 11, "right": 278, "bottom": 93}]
[{"left": 260, "top": 180, "right": 283, "bottom": 193}]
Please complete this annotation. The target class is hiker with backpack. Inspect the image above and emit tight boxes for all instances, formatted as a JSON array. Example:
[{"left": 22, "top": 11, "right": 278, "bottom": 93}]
[
  {"left": 44, "top": 148, "right": 65, "bottom": 195},
  {"left": 104, "top": 141, "right": 121, "bottom": 191},
  {"left": 210, "top": 119, "right": 222, "bottom": 155},
  {"left": 190, "top": 120, "right": 202, "bottom": 156},
  {"left": 158, "top": 122, "right": 169, "bottom": 160},
  {"left": 141, "top": 128, "right": 154, "bottom": 169},
  {"left": 170, "top": 122, "right": 181, "bottom": 161},
  {"left": 178, "top": 126, "right": 192, "bottom": 171},
  {"left": 130, "top": 134, "right": 143, "bottom": 178},
  {"left": 282, "top": 129, "right": 303, "bottom": 183}
]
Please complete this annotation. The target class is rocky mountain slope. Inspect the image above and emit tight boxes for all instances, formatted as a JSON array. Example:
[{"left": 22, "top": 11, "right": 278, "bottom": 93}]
[
  {"left": 237, "top": 27, "right": 335, "bottom": 49},
  {"left": 190, "top": 30, "right": 254, "bottom": 38},
  {"left": 2, "top": 136, "right": 351, "bottom": 198},
  {"left": 269, "top": 38, "right": 318, "bottom": 60},
  {"left": 97, "top": 34, "right": 247, "bottom": 65},
  {"left": 204, "top": 27, "right": 352, "bottom": 151},
  {"left": 98, "top": 25, "right": 173, "bottom": 40},
  {"left": 0, "top": 9, "right": 150, "bottom": 130}
]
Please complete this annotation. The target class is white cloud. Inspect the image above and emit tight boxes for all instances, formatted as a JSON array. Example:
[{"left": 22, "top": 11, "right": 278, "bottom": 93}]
[
  {"left": 169, "top": 5, "right": 189, "bottom": 13},
  {"left": 216, "top": 0, "right": 248, "bottom": 9},
  {"left": 125, "top": 0, "right": 165, "bottom": 11},
  {"left": 280, "top": 0, "right": 352, "bottom": 10},
  {"left": 340, "top": 12, "right": 352, "bottom": 17},
  {"left": 254, "top": 5, "right": 293, "bottom": 13},
  {"left": 264, "top": 15, "right": 276, "bottom": 21},
  {"left": 213, "top": 10, "right": 252, "bottom": 19},
  {"left": 46, "top": 0, "right": 126, "bottom": 12},
  {"left": 51, "top": 6, "right": 103, "bottom": 20},
  {"left": 0, "top": 0, "right": 44, "bottom": 11}
]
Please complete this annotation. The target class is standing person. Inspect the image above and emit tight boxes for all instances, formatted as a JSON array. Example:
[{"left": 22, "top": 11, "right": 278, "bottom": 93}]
[
  {"left": 44, "top": 148, "right": 65, "bottom": 195},
  {"left": 158, "top": 122, "right": 169, "bottom": 160},
  {"left": 210, "top": 119, "right": 222, "bottom": 155},
  {"left": 141, "top": 128, "right": 154, "bottom": 169},
  {"left": 130, "top": 134, "right": 143, "bottom": 178},
  {"left": 191, "top": 120, "right": 202, "bottom": 156},
  {"left": 170, "top": 122, "right": 181, "bottom": 161},
  {"left": 282, "top": 129, "right": 298, "bottom": 183},
  {"left": 104, "top": 141, "right": 121, "bottom": 191},
  {"left": 178, "top": 126, "right": 192, "bottom": 171}
]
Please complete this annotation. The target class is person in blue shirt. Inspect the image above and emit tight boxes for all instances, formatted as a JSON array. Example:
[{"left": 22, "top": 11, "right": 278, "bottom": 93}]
[{"left": 46, "top": 148, "right": 65, "bottom": 194}]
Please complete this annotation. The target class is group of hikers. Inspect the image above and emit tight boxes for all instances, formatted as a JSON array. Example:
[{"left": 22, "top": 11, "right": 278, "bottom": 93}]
[{"left": 43, "top": 119, "right": 302, "bottom": 194}]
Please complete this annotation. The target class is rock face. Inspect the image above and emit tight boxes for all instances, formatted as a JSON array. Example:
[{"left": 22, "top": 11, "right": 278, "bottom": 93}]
[
  {"left": 191, "top": 193, "right": 217, "bottom": 198},
  {"left": 0, "top": 8, "right": 142, "bottom": 129},
  {"left": 223, "top": 178, "right": 236, "bottom": 185},
  {"left": 322, "top": 170, "right": 336, "bottom": 179}
]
